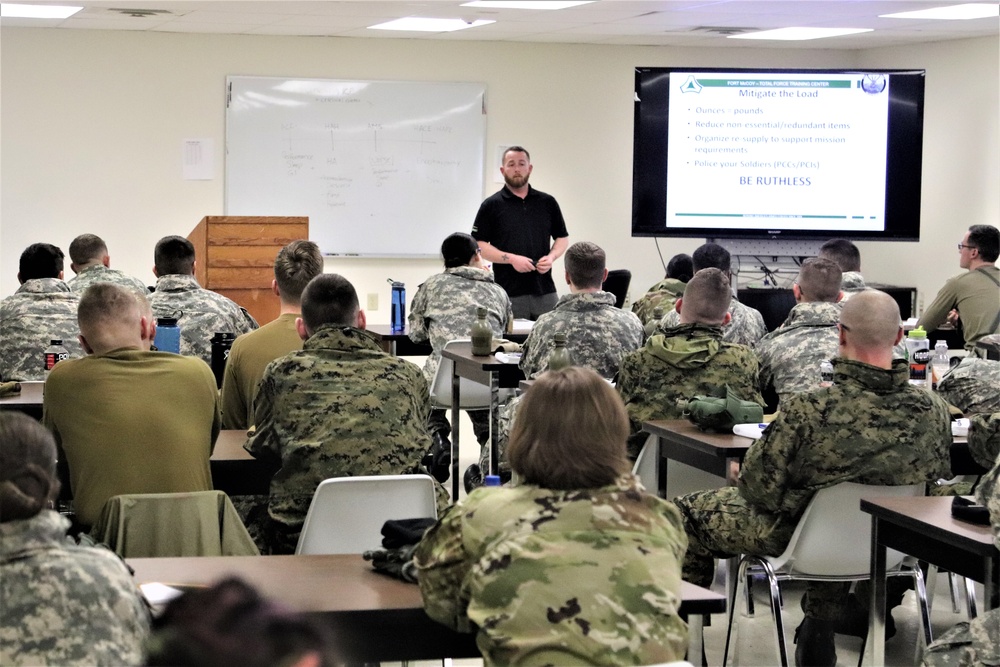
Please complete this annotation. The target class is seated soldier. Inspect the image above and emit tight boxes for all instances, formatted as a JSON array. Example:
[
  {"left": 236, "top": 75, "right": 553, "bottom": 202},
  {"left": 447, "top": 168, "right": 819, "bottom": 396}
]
[
  {"left": 245, "top": 274, "right": 443, "bottom": 554},
  {"left": 631, "top": 252, "right": 693, "bottom": 327},
  {"left": 66, "top": 233, "right": 149, "bottom": 295},
  {"left": 221, "top": 240, "right": 324, "bottom": 430},
  {"left": 0, "top": 412, "right": 149, "bottom": 666},
  {"left": 0, "top": 243, "right": 82, "bottom": 381},
  {"left": 673, "top": 290, "right": 952, "bottom": 667},
  {"left": 617, "top": 267, "right": 764, "bottom": 458},
  {"left": 937, "top": 357, "right": 1000, "bottom": 415},
  {"left": 43, "top": 283, "right": 220, "bottom": 529},
  {"left": 756, "top": 257, "right": 843, "bottom": 408},
  {"left": 818, "top": 238, "right": 867, "bottom": 298},
  {"left": 659, "top": 243, "right": 768, "bottom": 347},
  {"left": 149, "top": 235, "right": 258, "bottom": 365}
]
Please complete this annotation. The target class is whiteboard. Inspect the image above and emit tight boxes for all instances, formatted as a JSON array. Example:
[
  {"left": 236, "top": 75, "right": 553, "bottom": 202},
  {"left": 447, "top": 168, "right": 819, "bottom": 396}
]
[{"left": 225, "top": 76, "right": 486, "bottom": 256}]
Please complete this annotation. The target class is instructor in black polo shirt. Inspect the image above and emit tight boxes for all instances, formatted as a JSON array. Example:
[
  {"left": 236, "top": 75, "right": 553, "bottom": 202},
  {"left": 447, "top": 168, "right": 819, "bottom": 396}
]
[{"left": 472, "top": 146, "right": 569, "bottom": 319}]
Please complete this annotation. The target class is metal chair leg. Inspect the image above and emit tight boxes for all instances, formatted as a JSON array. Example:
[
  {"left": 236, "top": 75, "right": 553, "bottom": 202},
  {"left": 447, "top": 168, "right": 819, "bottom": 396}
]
[
  {"left": 723, "top": 557, "right": 750, "bottom": 667},
  {"left": 965, "top": 577, "right": 978, "bottom": 619}
]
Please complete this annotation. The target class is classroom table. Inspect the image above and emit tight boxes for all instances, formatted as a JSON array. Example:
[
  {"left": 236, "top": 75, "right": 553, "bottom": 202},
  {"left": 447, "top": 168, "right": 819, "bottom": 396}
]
[
  {"left": 128, "top": 553, "right": 726, "bottom": 664},
  {"left": 0, "top": 380, "right": 44, "bottom": 418},
  {"left": 366, "top": 324, "right": 528, "bottom": 357},
  {"left": 440, "top": 342, "right": 524, "bottom": 499},
  {"left": 211, "top": 429, "right": 275, "bottom": 496},
  {"left": 641, "top": 420, "right": 754, "bottom": 499},
  {"left": 862, "top": 496, "right": 998, "bottom": 666}
]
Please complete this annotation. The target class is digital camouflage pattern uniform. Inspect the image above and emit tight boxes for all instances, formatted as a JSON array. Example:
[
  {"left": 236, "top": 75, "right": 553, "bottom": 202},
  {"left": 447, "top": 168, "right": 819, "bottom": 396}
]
[
  {"left": 0, "top": 278, "right": 83, "bottom": 381},
  {"left": 66, "top": 264, "right": 149, "bottom": 295},
  {"left": 617, "top": 323, "right": 763, "bottom": 458},
  {"left": 0, "top": 511, "right": 149, "bottom": 665},
  {"left": 923, "top": 411, "right": 1000, "bottom": 667},
  {"left": 937, "top": 357, "right": 1000, "bottom": 415},
  {"left": 838, "top": 271, "right": 867, "bottom": 303},
  {"left": 756, "top": 301, "right": 841, "bottom": 408},
  {"left": 245, "top": 325, "right": 442, "bottom": 553},
  {"left": 496, "top": 291, "right": 643, "bottom": 470},
  {"left": 631, "top": 277, "right": 686, "bottom": 326},
  {"left": 659, "top": 298, "right": 768, "bottom": 348},
  {"left": 674, "top": 358, "right": 952, "bottom": 621},
  {"left": 150, "top": 274, "right": 258, "bottom": 365},
  {"left": 413, "top": 474, "right": 689, "bottom": 666}
]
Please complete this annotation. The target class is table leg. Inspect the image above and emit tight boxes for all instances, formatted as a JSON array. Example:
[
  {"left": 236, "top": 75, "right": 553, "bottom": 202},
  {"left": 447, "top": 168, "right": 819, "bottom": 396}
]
[
  {"left": 489, "top": 373, "right": 499, "bottom": 476},
  {"left": 986, "top": 553, "right": 997, "bottom": 612},
  {"left": 867, "top": 515, "right": 887, "bottom": 667},
  {"left": 687, "top": 613, "right": 704, "bottom": 666},
  {"left": 451, "top": 367, "right": 461, "bottom": 500}
]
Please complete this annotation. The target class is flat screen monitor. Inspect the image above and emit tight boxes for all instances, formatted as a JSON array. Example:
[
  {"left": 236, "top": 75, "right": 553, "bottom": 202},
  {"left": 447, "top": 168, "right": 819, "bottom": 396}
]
[{"left": 632, "top": 67, "right": 925, "bottom": 242}]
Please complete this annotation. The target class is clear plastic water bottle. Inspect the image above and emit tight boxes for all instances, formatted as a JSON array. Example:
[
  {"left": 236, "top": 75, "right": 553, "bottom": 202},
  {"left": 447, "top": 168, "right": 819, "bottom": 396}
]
[
  {"left": 154, "top": 317, "right": 181, "bottom": 354},
  {"left": 548, "top": 332, "right": 573, "bottom": 371},
  {"left": 43, "top": 339, "right": 69, "bottom": 373},
  {"left": 931, "top": 340, "right": 950, "bottom": 390},
  {"left": 389, "top": 280, "right": 406, "bottom": 332},
  {"left": 906, "top": 326, "right": 930, "bottom": 386},
  {"left": 819, "top": 359, "right": 834, "bottom": 387}
]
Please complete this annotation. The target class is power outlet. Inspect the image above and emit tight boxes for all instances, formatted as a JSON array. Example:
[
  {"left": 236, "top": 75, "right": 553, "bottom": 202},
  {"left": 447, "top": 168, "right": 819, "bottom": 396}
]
[{"left": 367, "top": 293, "right": 379, "bottom": 311}]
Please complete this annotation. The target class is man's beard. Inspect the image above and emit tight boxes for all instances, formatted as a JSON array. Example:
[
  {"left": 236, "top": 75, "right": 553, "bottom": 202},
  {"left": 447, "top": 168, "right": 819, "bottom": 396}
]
[{"left": 504, "top": 173, "right": 529, "bottom": 189}]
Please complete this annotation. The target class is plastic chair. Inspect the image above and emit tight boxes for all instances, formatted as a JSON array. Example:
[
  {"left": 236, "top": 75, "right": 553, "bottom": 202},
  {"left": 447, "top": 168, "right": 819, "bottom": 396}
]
[
  {"left": 602, "top": 269, "right": 632, "bottom": 309},
  {"left": 633, "top": 434, "right": 659, "bottom": 495},
  {"left": 295, "top": 474, "right": 438, "bottom": 555},
  {"left": 430, "top": 339, "right": 514, "bottom": 411},
  {"left": 723, "top": 482, "right": 931, "bottom": 667}
]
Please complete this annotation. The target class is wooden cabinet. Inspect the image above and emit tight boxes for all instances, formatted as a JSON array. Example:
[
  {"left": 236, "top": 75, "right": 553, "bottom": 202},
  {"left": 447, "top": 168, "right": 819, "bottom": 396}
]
[{"left": 187, "top": 216, "right": 309, "bottom": 326}]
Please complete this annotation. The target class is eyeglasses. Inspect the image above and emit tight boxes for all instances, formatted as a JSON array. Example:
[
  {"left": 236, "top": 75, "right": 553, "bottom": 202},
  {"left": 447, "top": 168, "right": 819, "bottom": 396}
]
[
  {"left": 837, "top": 322, "right": 851, "bottom": 332},
  {"left": 957, "top": 244, "right": 978, "bottom": 251}
]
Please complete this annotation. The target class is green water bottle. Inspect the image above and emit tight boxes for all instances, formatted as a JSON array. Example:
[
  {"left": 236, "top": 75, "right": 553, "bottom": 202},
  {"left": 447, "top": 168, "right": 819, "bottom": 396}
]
[
  {"left": 470, "top": 307, "right": 493, "bottom": 356},
  {"left": 548, "top": 333, "right": 573, "bottom": 371}
]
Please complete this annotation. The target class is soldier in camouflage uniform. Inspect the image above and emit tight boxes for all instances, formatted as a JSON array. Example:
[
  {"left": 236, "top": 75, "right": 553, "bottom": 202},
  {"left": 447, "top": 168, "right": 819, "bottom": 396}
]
[
  {"left": 819, "top": 238, "right": 867, "bottom": 301},
  {"left": 618, "top": 268, "right": 764, "bottom": 457},
  {"left": 658, "top": 243, "right": 767, "bottom": 347},
  {"left": 66, "top": 233, "right": 149, "bottom": 295},
  {"left": 0, "top": 412, "right": 148, "bottom": 666},
  {"left": 0, "top": 243, "right": 83, "bottom": 381},
  {"left": 673, "top": 290, "right": 952, "bottom": 667},
  {"left": 149, "top": 235, "right": 257, "bottom": 365},
  {"left": 631, "top": 253, "right": 692, "bottom": 326},
  {"left": 495, "top": 242, "right": 643, "bottom": 478},
  {"left": 414, "top": 368, "right": 689, "bottom": 666},
  {"left": 756, "top": 258, "right": 843, "bottom": 408},
  {"left": 246, "top": 274, "right": 442, "bottom": 554},
  {"left": 409, "top": 233, "right": 512, "bottom": 450},
  {"left": 937, "top": 357, "right": 1000, "bottom": 415},
  {"left": 923, "top": 411, "right": 1000, "bottom": 667}
]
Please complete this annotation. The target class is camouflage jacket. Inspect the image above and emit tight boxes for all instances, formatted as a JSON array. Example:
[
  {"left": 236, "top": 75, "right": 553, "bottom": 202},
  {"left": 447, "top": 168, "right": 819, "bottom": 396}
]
[
  {"left": 408, "top": 266, "right": 512, "bottom": 384},
  {"left": 149, "top": 274, "right": 258, "bottom": 365},
  {"left": 969, "top": 412, "right": 1000, "bottom": 471},
  {"left": 631, "top": 278, "right": 686, "bottom": 325},
  {"left": 756, "top": 301, "right": 841, "bottom": 408},
  {"left": 245, "top": 325, "right": 436, "bottom": 553},
  {"left": 840, "top": 271, "right": 867, "bottom": 294},
  {"left": 739, "top": 358, "right": 952, "bottom": 523},
  {"left": 0, "top": 511, "right": 148, "bottom": 666},
  {"left": 937, "top": 358, "right": 1000, "bottom": 416},
  {"left": 413, "top": 474, "right": 689, "bottom": 666},
  {"left": 617, "top": 323, "right": 763, "bottom": 456},
  {"left": 0, "top": 278, "right": 83, "bottom": 381},
  {"left": 66, "top": 264, "right": 149, "bottom": 295},
  {"left": 659, "top": 298, "right": 768, "bottom": 348},
  {"left": 520, "top": 291, "right": 644, "bottom": 379}
]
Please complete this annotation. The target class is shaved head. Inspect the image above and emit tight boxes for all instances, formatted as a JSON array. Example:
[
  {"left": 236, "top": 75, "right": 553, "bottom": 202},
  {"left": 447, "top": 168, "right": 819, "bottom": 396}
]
[
  {"left": 78, "top": 283, "right": 151, "bottom": 354},
  {"left": 679, "top": 268, "right": 731, "bottom": 325},
  {"left": 839, "top": 290, "right": 901, "bottom": 351}
]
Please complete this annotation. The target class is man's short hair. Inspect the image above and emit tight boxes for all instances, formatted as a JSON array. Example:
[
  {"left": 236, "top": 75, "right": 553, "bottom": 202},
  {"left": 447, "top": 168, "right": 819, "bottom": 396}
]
[
  {"left": 692, "top": 243, "right": 731, "bottom": 274},
  {"left": 0, "top": 412, "right": 59, "bottom": 523},
  {"left": 502, "top": 145, "right": 530, "bottom": 163},
  {"left": 839, "top": 289, "right": 901, "bottom": 350},
  {"left": 797, "top": 258, "right": 843, "bottom": 303},
  {"left": 68, "top": 234, "right": 108, "bottom": 266},
  {"left": 508, "top": 367, "right": 629, "bottom": 490},
  {"left": 968, "top": 225, "right": 1000, "bottom": 263},
  {"left": 77, "top": 283, "right": 147, "bottom": 342},
  {"left": 564, "top": 241, "right": 606, "bottom": 290},
  {"left": 274, "top": 240, "right": 323, "bottom": 303},
  {"left": 818, "top": 239, "right": 862, "bottom": 272},
  {"left": 666, "top": 253, "right": 693, "bottom": 283},
  {"left": 154, "top": 236, "right": 196, "bottom": 276},
  {"left": 300, "top": 274, "right": 359, "bottom": 332},
  {"left": 18, "top": 243, "right": 64, "bottom": 281},
  {"left": 441, "top": 233, "right": 479, "bottom": 269},
  {"left": 681, "top": 268, "right": 731, "bottom": 324}
]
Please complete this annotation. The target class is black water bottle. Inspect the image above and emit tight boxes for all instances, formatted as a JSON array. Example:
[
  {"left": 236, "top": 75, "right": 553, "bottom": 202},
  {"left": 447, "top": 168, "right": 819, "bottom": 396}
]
[{"left": 210, "top": 332, "right": 236, "bottom": 388}]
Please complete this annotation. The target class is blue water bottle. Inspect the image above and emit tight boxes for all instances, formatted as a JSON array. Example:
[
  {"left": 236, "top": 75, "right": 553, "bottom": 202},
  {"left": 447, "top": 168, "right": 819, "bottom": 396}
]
[
  {"left": 154, "top": 317, "right": 181, "bottom": 354},
  {"left": 389, "top": 280, "right": 406, "bottom": 332}
]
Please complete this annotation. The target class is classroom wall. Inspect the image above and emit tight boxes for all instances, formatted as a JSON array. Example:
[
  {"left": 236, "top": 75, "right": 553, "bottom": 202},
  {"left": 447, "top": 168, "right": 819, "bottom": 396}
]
[{"left": 2, "top": 28, "right": 996, "bottom": 324}]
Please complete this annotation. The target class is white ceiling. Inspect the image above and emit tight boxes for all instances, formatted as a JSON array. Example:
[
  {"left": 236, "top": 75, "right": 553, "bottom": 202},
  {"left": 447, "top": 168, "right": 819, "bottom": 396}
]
[{"left": 1, "top": 1, "right": 997, "bottom": 49}]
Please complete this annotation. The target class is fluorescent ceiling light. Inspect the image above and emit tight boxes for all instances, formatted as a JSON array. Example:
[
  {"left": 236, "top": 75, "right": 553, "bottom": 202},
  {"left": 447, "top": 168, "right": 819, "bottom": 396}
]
[
  {"left": 368, "top": 17, "right": 494, "bottom": 32},
  {"left": 730, "top": 27, "right": 873, "bottom": 41},
  {"left": 462, "top": 1, "right": 594, "bottom": 9},
  {"left": 880, "top": 3, "right": 999, "bottom": 20},
  {"left": 1, "top": 3, "right": 82, "bottom": 18}
]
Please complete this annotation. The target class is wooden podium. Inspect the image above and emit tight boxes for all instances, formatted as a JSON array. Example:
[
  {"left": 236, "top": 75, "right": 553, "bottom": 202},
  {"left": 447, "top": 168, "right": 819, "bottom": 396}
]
[{"left": 186, "top": 216, "right": 309, "bottom": 326}]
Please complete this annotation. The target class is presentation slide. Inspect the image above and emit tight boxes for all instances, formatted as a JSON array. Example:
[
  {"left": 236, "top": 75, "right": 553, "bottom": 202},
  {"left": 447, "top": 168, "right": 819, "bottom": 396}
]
[{"left": 665, "top": 72, "right": 890, "bottom": 233}]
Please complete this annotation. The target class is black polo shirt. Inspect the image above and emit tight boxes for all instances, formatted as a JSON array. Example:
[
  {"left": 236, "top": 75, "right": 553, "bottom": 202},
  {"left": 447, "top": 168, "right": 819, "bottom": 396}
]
[{"left": 471, "top": 185, "right": 568, "bottom": 299}]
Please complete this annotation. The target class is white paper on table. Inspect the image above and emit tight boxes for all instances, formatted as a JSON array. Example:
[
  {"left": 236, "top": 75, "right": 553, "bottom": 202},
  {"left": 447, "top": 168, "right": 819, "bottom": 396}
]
[{"left": 139, "top": 582, "right": 186, "bottom": 606}]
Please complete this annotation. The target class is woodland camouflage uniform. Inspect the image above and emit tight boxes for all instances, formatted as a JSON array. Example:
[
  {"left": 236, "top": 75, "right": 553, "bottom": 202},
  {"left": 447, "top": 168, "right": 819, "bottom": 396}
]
[
  {"left": 659, "top": 298, "right": 767, "bottom": 348},
  {"left": 631, "top": 277, "right": 686, "bottom": 326},
  {"left": 937, "top": 357, "right": 1000, "bottom": 415}
]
